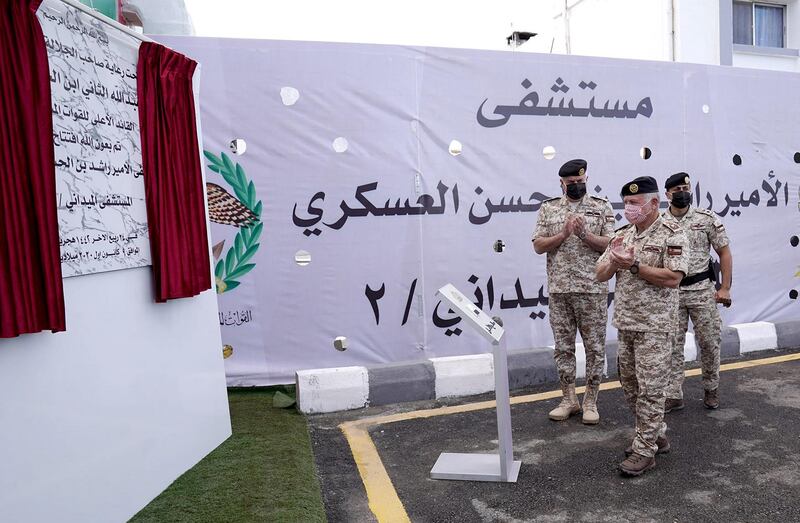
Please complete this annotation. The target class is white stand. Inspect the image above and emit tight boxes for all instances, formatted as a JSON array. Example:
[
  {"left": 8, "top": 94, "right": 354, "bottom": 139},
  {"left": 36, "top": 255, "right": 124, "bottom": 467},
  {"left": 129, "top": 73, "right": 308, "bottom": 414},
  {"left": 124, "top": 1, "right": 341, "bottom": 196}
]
[{"left": 429, "top": 284, "right": 522, "bottom": 483}]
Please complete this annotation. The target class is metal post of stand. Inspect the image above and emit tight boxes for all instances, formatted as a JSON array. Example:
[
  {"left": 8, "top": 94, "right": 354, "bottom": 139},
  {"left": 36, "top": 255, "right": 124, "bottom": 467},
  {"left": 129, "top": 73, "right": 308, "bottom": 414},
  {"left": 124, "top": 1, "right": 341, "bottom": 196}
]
[
  {"left": 493, "top": 332, "right": 518, "bottom": 481},
  {"left": 429, "top": 284, "right": 521, "bottom": 483}
]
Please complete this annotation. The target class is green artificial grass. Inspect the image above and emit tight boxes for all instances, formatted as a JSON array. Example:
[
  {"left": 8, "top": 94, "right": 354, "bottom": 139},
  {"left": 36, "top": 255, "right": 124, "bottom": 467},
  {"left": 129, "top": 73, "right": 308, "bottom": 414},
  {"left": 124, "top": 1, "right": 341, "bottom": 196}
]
[{"left": 130, "top": 388, "right": 326, "bottom": 523}]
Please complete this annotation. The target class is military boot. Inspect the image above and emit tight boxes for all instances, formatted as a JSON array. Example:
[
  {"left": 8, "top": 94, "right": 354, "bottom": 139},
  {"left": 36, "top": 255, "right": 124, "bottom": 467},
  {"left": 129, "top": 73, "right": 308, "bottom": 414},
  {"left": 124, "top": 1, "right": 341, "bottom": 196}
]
[
  {"left": 619, "top": 452, "right": 656, "bottom": 477},
  {"left": 548, "top": 383, "right": 581, "bottom": 421},
  {"left": 704, "top": 388, "right": 720, "bottom": 409},
  {"left": 625, "top": 435, "right": 671, "bottom": 456},
  {"left": 582, "top": 383, "right": 600, "bottom": 425},
  {"left": 664, "top": 398, "right": 685, "bottom": 413}
]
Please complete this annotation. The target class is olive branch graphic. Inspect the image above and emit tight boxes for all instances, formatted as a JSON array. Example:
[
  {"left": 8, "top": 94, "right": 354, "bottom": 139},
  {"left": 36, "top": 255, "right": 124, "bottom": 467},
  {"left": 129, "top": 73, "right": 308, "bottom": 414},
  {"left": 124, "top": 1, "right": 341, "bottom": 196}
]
[{"left": 204, "top": 150, "right": 263, "bottom": 293}]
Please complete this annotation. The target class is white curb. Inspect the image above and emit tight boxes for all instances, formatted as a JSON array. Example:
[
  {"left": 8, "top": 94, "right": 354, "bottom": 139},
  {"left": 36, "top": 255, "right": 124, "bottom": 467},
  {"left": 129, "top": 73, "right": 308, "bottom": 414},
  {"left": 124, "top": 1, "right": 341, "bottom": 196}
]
[
  {"left": 684, "top": 332, "right": 697, "bottom": 362},
  {"left": 294, "top": 320, "right": 795, "bottom": 414},
  {"left": 575, "top": 343, "right": 587, "bottom": 379},
  {"left": 547, "top": 343, "right": 587, "bottom": 378},
  {"left": 295, "top": 366, "right": 369, "bottom": 414},
  {"left": 429, "top": 353, "right": 494, "bottom": 398},
  {"left": 731, "top": 321, "right": 778, "bottom": 354}
]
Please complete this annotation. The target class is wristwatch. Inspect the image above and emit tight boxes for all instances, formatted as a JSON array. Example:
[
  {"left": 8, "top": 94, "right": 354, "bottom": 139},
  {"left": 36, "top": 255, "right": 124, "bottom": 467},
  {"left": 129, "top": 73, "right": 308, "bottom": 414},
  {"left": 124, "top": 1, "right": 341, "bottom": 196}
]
[
  {"left": 578, "top": 230, "right": 587, "bottom": 240},
  {"left": 629, "top": 260, "right": 640, "bottom": 274}
]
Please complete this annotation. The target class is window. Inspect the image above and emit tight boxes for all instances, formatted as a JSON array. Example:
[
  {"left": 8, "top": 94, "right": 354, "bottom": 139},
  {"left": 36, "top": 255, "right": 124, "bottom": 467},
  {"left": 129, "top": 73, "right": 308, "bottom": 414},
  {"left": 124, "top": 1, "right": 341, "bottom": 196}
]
[{"left": 733, "top": 1, "right": 785, "bottom": 48}]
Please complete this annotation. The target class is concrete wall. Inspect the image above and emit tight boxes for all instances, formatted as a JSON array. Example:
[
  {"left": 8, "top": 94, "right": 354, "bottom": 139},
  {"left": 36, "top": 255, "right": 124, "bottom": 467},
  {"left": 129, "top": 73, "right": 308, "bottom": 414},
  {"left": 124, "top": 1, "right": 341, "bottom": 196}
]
[
  {"left": 675, "top": 0, "right": 720, "bottom": 64},
  {"left": 733, "top": 48, "right": 800, "bottom": 71},
  {"left": 0, "top": 268, "right": 231, "bottom": 522}
]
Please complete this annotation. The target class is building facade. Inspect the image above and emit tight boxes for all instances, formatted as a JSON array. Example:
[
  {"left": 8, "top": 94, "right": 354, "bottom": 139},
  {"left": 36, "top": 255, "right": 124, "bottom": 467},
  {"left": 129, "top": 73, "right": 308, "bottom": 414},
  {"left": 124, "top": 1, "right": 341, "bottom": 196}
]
[{"left": 547, "top": 0, "right": 800, "bottom": 72}]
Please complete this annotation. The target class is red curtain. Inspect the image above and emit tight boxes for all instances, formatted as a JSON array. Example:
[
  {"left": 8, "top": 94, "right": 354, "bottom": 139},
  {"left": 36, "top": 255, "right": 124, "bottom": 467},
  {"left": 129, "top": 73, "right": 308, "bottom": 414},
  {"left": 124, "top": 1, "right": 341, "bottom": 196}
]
[
  {"left": 137, "top": 42, "right": 211, "bottom": 302},
  {"left": 0, "top": 0, "right": 66, "bottom": 338}
]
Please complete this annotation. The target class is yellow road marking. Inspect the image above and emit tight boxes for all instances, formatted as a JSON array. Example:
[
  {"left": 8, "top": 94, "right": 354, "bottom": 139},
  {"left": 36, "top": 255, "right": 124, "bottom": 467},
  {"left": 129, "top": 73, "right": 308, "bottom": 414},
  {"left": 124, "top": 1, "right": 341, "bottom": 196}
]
[
  {"left": 339, "top": 351, "right": 800, "bottom": 522},
  {"left": 340, "top": 422, "right": 411, "bottom": 523}
]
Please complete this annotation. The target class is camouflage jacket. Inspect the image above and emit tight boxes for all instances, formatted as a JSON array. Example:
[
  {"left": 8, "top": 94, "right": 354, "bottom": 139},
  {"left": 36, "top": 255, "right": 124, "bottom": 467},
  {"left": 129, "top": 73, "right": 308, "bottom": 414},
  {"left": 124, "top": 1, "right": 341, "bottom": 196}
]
[
  {"left": 599, "top": 215, "right": 689, "bottom": 332},
  {"left": 661, "top": 207, "right": 730, "bottom": 291},
  {"left": 533, "top": 194, "right": 615, "bottom": 294}
]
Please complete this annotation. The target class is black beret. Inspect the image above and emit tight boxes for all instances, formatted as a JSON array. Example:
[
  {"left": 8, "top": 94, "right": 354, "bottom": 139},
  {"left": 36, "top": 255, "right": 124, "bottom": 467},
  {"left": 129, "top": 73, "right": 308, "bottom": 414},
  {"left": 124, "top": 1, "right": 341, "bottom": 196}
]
[
  {"left": 665, "top": 172, "right": 691, "bottom": 190},
  {"left": 558, "top": 159, "right": 587, "bottom": 178},
  {"left": 621, "top": 176, "right": 658, "bottom": 197}
]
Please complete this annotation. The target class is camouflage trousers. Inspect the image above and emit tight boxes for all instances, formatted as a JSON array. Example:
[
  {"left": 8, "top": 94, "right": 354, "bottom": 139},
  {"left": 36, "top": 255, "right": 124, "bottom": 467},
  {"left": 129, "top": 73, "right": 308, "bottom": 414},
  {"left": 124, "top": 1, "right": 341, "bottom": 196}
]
[
  {"left": 549, "top": 293, "right": 607, "bottom": 390},
  {"left": 617, "top": 330, "right": 670, "bottom": 458},
  {"left": 666, "top": 287, "right": 722, "bottom": 400}
]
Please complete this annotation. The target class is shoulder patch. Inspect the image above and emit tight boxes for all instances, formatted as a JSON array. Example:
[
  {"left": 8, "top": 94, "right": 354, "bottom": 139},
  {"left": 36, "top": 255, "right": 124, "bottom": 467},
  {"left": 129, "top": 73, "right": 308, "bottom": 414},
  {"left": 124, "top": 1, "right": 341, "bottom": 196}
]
[
  {"left": 615, "top": 223, "right": 632, "bottom": 233},
  {"left": 541, "top": 197, "right": 560, "bottom": 204},
  {"left": 662, "top": 221, "right": 681, "bottom": 233},
  {"left": 589, "top": 195, "right": 608, "bottom": 202},
  {"left": 694, "top": 208, "right": 715, "bottom": 217}
]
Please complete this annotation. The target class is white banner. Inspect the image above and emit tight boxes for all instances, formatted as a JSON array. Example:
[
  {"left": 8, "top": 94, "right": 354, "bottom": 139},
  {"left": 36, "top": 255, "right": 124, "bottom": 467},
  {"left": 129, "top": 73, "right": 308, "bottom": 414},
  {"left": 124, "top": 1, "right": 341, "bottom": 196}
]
[{"left": 160, "top": 37, "right": 800, "bottom": 385}]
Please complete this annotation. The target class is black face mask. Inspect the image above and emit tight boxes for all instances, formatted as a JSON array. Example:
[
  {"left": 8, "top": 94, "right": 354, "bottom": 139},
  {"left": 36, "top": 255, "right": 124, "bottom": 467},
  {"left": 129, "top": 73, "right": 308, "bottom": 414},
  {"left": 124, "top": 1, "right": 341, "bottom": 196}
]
[
  {"left": 565, "top": 182, "right": 586, "bottom": 200},
  {"left": 670, "top": 191, "right": 692, "bottom": 209}
]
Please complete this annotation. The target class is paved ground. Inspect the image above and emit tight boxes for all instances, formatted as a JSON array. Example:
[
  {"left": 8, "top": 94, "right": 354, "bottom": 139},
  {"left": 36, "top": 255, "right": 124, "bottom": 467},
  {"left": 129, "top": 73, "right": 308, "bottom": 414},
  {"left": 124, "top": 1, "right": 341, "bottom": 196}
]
[{"left": 309, "top": 349, "right": 800, "bottom": 522}]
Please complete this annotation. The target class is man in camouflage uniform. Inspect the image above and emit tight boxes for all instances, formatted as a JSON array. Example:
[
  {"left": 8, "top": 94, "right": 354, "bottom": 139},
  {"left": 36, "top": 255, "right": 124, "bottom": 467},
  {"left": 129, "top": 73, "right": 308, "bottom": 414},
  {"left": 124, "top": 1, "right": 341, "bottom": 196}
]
[
  {"left": 532, "top": 159, "right": 615, "bottom": 425},
  {"left": 662, "top": 172, "right": 733, "bottom": 410},
  {"left": 596, "top": 176, "right": 688, "bottom": 476}
]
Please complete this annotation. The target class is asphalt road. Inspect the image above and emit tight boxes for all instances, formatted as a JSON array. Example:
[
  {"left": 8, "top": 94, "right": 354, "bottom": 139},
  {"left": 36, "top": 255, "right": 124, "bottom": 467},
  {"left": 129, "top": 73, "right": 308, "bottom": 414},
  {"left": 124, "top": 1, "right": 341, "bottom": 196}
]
[{"left": 309, "top": 349, "right": 800, "bottom": 522}]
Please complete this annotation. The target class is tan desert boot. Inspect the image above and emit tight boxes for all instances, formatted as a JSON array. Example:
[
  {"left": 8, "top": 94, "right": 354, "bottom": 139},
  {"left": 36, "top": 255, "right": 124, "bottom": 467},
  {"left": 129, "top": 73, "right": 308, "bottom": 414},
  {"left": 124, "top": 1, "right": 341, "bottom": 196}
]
[
  {"left": 582, "top": 383, "right": 600, "bottom": 425},
  {"left": 548, "top": 383, "right": 581, "bottom": 421}
]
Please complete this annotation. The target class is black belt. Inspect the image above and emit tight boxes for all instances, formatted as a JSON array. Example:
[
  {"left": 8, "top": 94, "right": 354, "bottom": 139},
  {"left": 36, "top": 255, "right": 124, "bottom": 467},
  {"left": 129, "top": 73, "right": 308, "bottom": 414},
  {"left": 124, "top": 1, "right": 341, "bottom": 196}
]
[{"left": 680, "top": 260, "right": 715, "bottom": 287}]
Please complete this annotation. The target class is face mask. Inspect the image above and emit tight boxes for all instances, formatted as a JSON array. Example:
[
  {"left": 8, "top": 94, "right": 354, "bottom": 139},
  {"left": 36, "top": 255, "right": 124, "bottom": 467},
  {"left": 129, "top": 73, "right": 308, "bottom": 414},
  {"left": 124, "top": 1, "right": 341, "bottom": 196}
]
[
  {"left": 565, "top": 182, "right": 586, "bottom": 200},
  {"left": 670, "top": 191, "right": 692, "bottom": 209},
  {"left": 624, "top": 201, "right": 653, "bottom": 224}
]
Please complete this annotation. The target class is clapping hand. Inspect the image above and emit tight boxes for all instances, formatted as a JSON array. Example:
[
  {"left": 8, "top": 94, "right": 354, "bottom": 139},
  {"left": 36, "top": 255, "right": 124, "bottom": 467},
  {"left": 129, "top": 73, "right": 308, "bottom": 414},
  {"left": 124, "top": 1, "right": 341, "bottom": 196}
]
[
  {"left": 573, "top": 216, "right": 586, "bottom": 238},
  {"left": 561, "top": 215, "right": 577, "bottom": 238},
  {"left": 609, "top": 237, "right": 635, "bottom": 270}
]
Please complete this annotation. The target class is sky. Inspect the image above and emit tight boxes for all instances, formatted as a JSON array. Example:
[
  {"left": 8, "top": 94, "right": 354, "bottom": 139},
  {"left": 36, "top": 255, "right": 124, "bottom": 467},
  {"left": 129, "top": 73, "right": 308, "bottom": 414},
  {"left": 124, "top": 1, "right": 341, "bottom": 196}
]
[{"left": 182, "top": 0, "right": 560, "bottom": 53}]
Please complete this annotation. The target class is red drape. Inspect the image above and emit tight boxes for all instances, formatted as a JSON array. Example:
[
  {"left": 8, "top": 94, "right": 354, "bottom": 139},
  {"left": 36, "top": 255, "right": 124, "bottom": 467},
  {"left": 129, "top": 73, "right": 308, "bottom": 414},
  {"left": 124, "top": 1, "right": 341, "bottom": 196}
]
[
  {"left": 0, "top": 0, "right": 66, "bottom": 338},
  {"left": 137, "top": 42, "right": 211, "bottom": 302}
]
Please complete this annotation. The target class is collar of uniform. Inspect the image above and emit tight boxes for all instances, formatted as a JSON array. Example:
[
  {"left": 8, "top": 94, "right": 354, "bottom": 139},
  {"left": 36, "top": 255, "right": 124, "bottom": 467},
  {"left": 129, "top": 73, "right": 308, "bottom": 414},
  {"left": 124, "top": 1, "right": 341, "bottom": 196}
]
[
  {"left": 560, "top": 193, "right": 588, "bottom": 207},
  {"left": 665, "top": 205, "right": 694, "bottom": 221},
  {"left": 633, "top": 213, "right": 663, "bottom": 239}
]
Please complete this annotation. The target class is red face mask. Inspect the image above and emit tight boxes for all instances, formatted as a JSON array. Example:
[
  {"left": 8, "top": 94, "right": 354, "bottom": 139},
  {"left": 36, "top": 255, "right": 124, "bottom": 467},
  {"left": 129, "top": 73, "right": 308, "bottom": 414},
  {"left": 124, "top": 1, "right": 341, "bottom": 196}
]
[{"left": 624, "top": 201, "right": 653, "bottom": 224}]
